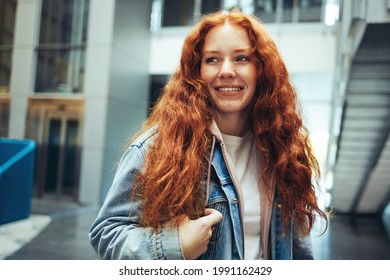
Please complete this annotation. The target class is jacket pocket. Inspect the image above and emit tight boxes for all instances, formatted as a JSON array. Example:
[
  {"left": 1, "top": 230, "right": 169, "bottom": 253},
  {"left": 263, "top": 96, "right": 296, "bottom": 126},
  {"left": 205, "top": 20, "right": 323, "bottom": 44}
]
[
  {"left": 207, "top": 196, "right": 228, "bottom": 240},
  {"left": 200, "top": 182, "right": 228, "bottom": 259}
]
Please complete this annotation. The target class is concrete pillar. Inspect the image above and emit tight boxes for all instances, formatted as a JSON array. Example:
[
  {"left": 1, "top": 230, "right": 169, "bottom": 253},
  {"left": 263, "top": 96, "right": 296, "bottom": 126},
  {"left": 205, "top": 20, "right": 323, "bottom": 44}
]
[
  {"left": 8, "top": 0, "right": 41, "bottom": 139},
  {"left": 79, "top": 0, "right": 151, "bottom": 204}
]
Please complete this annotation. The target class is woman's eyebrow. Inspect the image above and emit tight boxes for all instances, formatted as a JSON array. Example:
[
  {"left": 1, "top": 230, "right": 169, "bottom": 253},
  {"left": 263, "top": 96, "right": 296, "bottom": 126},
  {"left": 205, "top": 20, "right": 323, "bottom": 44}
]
[
  {"left": 203, "top": 48, "right": 251, "bottom": 55},
  {"left": 202, "top": 50, "right": 220, "bottom": 55}
]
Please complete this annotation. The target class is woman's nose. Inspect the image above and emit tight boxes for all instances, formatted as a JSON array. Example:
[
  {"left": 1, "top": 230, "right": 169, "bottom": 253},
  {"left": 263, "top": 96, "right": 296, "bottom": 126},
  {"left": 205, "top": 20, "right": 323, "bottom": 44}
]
[{"left": 218, "top": 60, "right": 236, "bottom": 79}]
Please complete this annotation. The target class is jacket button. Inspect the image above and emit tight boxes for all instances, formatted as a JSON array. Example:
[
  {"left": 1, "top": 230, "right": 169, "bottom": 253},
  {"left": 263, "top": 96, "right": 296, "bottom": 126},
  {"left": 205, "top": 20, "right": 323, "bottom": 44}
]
[{"left": 277, "top": 204, "right": 282, "bottom": 209}]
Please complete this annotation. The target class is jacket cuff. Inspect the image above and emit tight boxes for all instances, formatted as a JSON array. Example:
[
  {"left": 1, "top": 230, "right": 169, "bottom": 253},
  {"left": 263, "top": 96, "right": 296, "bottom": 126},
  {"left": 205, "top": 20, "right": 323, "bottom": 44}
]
[{"left": 152, "top": 224, "right": 184, "bottom": 260}]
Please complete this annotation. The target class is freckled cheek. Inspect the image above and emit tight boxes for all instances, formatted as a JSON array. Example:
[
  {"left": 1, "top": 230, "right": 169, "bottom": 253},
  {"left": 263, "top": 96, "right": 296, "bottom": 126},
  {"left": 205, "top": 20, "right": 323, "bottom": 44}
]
[
  {"left": 241, "top": 67, "right": 257, "bottom": 87},
  {"left": 200, "top": 68, "right": 218, "bottom": 85},
  {"left": 199, "top": 69, "right": 206, "bottom": 82}
]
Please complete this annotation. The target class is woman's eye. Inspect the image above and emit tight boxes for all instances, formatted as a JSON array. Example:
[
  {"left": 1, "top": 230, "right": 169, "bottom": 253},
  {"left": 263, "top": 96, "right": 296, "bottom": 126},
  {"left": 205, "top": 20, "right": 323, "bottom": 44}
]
[
  {"left": 205, "top": 57, "right": 219, "bottom": 63},
  {"left": 236, "top": 56, "right": 249, "bottom": 62}
]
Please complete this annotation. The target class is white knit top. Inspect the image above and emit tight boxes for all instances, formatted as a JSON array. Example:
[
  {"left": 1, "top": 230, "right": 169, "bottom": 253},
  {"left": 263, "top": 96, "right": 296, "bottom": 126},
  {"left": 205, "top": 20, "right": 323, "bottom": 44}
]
[{"left": 221, "top": 131, "right": 262, "bottom": 260}]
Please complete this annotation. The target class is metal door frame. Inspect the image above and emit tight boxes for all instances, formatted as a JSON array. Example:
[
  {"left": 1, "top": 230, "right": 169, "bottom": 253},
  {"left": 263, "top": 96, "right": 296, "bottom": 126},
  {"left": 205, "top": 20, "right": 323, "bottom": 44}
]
[{"left": 40, "top": 111, "right": 81, "bottom": 200}]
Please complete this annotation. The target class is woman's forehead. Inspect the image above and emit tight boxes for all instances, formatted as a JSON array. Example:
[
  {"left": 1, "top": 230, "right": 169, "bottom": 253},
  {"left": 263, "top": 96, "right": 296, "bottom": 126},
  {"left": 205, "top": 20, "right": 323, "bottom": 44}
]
[{"left": 202, "top": 23, "right": 252, "bottom": 53}]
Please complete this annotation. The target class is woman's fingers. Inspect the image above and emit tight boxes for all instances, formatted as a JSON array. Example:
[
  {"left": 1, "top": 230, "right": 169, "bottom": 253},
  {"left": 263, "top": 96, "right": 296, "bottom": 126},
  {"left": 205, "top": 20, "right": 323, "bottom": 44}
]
[{"left": 178, "top": 208, "right": 222, "bottom": 260}]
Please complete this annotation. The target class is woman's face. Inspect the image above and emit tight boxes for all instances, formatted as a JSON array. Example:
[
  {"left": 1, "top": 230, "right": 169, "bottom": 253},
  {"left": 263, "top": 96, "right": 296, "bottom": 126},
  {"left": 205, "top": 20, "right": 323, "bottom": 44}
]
[{"left": 200, "top": 22, "right": 257, "bottom": 122}]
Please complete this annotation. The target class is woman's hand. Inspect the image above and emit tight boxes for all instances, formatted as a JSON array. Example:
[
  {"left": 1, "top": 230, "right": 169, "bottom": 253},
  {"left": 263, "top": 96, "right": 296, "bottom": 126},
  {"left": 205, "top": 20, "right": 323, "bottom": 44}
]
[{"left": 178, "top": 208, "right": 223, "bottom": 260}]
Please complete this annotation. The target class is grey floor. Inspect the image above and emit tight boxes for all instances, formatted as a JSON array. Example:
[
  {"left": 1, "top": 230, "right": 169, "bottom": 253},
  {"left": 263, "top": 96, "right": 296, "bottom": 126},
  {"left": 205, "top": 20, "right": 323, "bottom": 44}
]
[
  {"left": 5, "top": 198, "right": 390, "bottom": 260},
  {"left": 5, "top": 199, "right": 99, "bottom": 260}
]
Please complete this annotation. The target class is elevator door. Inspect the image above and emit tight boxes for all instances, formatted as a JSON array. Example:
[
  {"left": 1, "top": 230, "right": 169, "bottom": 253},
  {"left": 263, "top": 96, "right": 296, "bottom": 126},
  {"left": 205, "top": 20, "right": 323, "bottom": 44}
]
[{"left": 42, "top": 114, "right": 81, "bottom": 200}]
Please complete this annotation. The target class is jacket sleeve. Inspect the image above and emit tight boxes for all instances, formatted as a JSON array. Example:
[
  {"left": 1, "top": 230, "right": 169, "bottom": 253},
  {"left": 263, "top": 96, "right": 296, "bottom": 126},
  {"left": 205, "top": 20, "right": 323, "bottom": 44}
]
[{"left": 89, "top": 145, "right": 184, "bottom": 260}]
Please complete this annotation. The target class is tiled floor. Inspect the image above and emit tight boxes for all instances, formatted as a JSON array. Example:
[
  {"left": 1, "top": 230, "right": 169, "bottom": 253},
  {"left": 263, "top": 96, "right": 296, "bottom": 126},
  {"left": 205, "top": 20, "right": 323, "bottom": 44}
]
[
  {"left": 0, "top": 214, "right": 51, "bottom": 259},
  {"left": 4, "top": 199, "right": 99, "bottom": 260},
  {"left": 325, "top": 215, "right": 390, "bottom": 260},
  {"left": 3, "top": 198, "right": 390, "bottom": 260}
]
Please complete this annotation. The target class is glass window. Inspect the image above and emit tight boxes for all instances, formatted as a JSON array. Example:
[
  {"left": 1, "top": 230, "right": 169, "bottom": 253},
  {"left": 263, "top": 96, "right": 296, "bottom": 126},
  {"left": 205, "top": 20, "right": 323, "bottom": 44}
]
[
  {"left": 162, "top": 0, "right": 195, "bottom": 27},
  {"left": 149, "top": 75, "right": 168, "bottom": 114},
  {"left": 35, "top": 48, "right": 85, "bottom": 93},
  {"left": 254, "top": 0, "right": 277, "bottom": 23},
  {"left": 35, "top": 0, "right": 89, "bottom": 94},
  {"left": 38, "top": 0, "right": 89, "bottom": 44},
  {"left": 298, "top": 0, "right": 322, "bottom": 22},
  {"left": 201, "top": 0, "right": 222, "bottom": 15},
  {"left": 0, "top": 50, "right": 12, "bottom": 93},
  {"left": 0, "top": 0, "right": 17, "bottom": 94},
  {"left": 283, "top": 0, "right": 323, "bottom": 23},
  {"left": 0, "top": 97, "right": 10, "bottom": 137},
  {"left": 282, "top": 0, "right": 294, "bottom": 23}
]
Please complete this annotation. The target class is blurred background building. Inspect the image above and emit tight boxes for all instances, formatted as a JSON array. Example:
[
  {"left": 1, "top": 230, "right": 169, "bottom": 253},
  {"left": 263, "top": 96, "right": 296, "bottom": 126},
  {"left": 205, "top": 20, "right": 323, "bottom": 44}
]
[{"left": 0, "top": 0, "right": 389, "bottom": 259}]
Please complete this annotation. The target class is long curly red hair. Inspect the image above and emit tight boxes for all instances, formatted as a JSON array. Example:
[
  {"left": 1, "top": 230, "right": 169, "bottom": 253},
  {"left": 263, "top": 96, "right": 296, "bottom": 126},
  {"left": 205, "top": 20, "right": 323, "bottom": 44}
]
[{"left": 131, "top": 11, "right": 327, "bottom": 235}]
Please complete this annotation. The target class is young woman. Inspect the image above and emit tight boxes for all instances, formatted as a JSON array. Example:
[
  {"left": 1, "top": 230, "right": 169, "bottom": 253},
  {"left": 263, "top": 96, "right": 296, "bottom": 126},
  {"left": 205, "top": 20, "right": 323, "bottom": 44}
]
[{"left": 89, "top": 11, "right": 328, "bottom": 260}]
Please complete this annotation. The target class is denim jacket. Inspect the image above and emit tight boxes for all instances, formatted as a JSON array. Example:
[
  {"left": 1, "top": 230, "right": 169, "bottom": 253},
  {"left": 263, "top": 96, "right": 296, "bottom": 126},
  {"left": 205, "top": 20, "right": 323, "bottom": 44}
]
[{"left": 89, "top": 124, "right": 313, "bottom": 260}]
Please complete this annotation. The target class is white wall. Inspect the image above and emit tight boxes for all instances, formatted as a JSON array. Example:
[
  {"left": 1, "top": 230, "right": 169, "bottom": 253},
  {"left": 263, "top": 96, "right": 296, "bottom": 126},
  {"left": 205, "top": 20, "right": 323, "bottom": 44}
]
[
  {"left": 79, "top": 0, "right": 151, "bottom": 204},
  {"left": 367, "top": 0, "right": 390, "bottom": 22}
]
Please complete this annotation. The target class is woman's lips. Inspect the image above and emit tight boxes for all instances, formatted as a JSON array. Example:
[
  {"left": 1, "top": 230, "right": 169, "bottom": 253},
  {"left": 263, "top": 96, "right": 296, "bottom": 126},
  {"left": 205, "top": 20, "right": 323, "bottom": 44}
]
[{"left": 214, "top": 86, "right": 244, "bottom": 95}]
